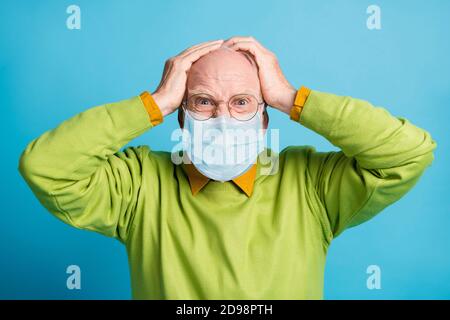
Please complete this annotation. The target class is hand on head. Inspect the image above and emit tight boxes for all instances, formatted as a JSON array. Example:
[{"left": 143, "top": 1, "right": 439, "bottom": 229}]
[{"left": 152, "top": 36, "right": 296, "bottom": 119}]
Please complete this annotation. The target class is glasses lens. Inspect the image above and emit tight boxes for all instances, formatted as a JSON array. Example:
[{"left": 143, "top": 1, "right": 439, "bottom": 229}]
[
  {"left": 229, "top": 94, "right": 259, "bottom": 121},
  {"left": 186, "top": 94, "right": 216, "bottom": 120},
  {"left": 185, "top": 93, "right": 261, "bottom": 121}
]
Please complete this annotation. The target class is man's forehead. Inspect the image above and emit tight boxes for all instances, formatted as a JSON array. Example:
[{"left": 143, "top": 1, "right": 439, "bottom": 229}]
[
  {"left": 191, "top": 72, "right": 250, "bottom": 81},
  {"left": 188, "top": 86, "right": 260, "bottom": 98},
  {"left": 188, "top": 74, "right": 260, "bottom": 96},
  {"left": 187, "top": 77, "right": 261, "bottom": 99}
]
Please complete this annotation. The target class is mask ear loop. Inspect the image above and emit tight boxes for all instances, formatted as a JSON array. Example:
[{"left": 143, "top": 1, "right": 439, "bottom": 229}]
[
  {"left": 179, "top": 93, "right": 195, "bottom": 163},
  {"left": 257, "top": 101, "right": 268, "bottom": 123},
  {"left": 178, "top": 89, "right": 192, "bottom": 127}
]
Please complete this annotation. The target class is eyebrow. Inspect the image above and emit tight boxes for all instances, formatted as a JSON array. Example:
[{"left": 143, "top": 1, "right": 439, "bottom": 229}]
[
  {"left": 188, "top": 88, "right": 260, "bottom": 99},
  {"left": 188, "top": 88, "right": 216, "bottom": 96}
]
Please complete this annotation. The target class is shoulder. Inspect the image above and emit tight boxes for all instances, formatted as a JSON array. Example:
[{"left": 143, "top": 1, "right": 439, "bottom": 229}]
[
  {"left": 118, "top": 145, "right": 173, "bottom": 170},
  {"left": 279, "top": 145, "right": 344, "bottom": 177},
  {"left": 279, "top": 145, "right": 317, "bottom": 164},
  {"left": 281, "top": 145, "right": 343, "bottom": 163}
]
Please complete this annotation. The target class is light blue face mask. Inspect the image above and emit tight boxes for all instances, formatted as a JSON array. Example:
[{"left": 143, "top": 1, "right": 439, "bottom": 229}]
[{"left": 182, "top": 110, "right": 265, "bottom": 182}]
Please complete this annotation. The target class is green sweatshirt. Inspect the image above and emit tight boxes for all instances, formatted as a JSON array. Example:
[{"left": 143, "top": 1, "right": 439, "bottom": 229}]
[{"left": 19, "top": 89, "right": 436, "bottom": 299}]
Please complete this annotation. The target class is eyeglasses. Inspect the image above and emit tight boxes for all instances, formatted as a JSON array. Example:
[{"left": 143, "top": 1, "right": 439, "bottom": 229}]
[{"left": 182, "top": 93, "right": 266, "bottom": 121}]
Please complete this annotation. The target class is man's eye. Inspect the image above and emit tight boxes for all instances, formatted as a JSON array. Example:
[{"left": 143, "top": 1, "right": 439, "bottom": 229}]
[
  {"left": 196, "top": 98, "right": 212, "bottom": 105},
  {"left": 233, "top": 99, "right": 249, "bottom": 107}
]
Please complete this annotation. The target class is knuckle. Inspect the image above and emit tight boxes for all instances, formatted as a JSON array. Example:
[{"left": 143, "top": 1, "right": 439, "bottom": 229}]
[
  {"left": 171, "top": 58, "right": 181, "bottom": 66},
  {"left": 268, "top": 52, "right": 277, "bottom": 61}
]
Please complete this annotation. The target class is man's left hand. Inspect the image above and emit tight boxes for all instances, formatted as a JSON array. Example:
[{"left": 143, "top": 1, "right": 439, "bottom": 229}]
[{"left": 223, "top": 36, "right": 297, "bottom": 115}]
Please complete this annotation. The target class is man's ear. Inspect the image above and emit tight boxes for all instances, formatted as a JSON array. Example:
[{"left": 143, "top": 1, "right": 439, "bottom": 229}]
[
  {"left": 263, "top": 104, "right": 269, "bottom": 129},
  {"left": 178, "top": 90, "right": 188, "bottom": 128},
  {"left": 178, "top": 107, "right": 184, "bottom": 128}
]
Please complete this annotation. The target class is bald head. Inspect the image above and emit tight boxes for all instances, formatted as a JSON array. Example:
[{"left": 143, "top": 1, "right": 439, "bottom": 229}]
[{"left": 186, "top": 46, "right": 262, "bottom": 100}]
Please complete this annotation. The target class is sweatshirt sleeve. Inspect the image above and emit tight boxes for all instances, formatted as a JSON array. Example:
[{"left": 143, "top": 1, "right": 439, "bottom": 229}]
[
  {"left": 293, "top": 88, "right": 437, "bottom": 240},
  {"left": 18, "top": 92, "right": 163, "bottom": 243}
]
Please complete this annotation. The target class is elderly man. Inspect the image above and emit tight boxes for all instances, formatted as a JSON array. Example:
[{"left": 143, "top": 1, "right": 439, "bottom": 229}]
[{"left": 19, "top": 37, "right": 436, "bottom": 299}]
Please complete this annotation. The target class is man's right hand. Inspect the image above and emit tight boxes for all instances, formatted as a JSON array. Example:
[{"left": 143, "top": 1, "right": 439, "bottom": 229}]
[{"left": 151, "top": 39, "right": 224, "bottom": 117}]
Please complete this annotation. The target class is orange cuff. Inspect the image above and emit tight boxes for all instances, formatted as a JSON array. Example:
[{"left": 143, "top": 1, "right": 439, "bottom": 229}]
[
  {"left": 289, "top": 86, "right": 311, "bottom": 122},
  {"left": 139, "top": 91, "right": 164, "bottom": 126}
]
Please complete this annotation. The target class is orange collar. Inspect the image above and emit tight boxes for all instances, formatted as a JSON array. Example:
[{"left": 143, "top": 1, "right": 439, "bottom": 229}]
[{"left": 182, "top": 162, "right": 257, "bottom": 197}]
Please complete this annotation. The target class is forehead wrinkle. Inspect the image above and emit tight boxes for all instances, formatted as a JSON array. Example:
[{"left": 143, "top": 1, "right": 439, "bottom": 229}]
[
  {"left": 188, "top": 76, "right": 260, "bottom": 96},
  {"left": 199, "top": 73, "right": 248, "bottom": 81},
  {"left": 189, "top": 66, "right": 255, "bottom": 81},
  {"left": 188, "top": 88, "right": 260, "bottom": 100}
]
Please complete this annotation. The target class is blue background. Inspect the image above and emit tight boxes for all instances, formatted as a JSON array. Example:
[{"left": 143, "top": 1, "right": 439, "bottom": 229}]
[{"left": 1, "top": 0, "right": 449, "bottom": 299}]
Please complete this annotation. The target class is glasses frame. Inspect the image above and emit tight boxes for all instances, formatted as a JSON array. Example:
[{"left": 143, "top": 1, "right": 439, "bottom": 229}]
[{"left": 181, "top": 92, "right": 267, "bottom": 121}]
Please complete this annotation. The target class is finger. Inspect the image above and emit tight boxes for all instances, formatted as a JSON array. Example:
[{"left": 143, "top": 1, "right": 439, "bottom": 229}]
[
  {"left": 159, "top": 61, "right": 170, "bottom": 84},
  {"left": 189, "top": 39, "right": 224, "bottom": 50},
  {"left": 179, "top": 39, "right": 222, "bottom": 53},
  {"left": 179, "top": 40, "right": 223, "bottom": 59},
  {"left": 224, "top": 36, "right": 263, "bottom": 49},
  {"left": 178, "top": 39, "right": 223, "bottom": 57},
  {"left": 179, "top": 42, "right": 224, "bottom": 67},
  {"left": 224, "top": 37, "right": 272, "bottom": 56},
  {"left": 156, "top": 59, "right": 172, "bottom": 91},
  {"left": 228, "top": 41, "right": 262, "bottom": 64},
  {"left": 223, "top": 36, "right": 254, "bottom": 45}
]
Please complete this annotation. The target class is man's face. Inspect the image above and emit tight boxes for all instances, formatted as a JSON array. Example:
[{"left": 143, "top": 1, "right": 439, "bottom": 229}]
[{"left": 179, "top": 46, "right": 268, "bottom": 128}]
